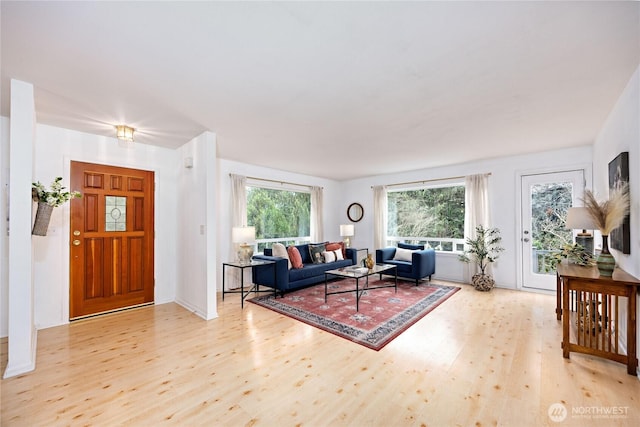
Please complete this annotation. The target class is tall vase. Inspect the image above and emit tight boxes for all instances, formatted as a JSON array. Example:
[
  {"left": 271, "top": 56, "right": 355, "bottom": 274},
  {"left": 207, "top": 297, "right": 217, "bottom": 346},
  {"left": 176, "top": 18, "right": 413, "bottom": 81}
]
[{"left": 597, "top": 235, "right": 615, "bottom": 277}]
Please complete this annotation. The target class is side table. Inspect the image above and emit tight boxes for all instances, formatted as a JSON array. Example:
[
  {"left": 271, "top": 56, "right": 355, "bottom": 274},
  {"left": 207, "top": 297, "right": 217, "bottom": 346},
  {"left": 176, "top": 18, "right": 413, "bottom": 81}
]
[
  {"left": 222, "top": 259, "right": 276, "bottom": 308},
  {"left": 556, "top": 262, "right": 639, "bottom": 375}
]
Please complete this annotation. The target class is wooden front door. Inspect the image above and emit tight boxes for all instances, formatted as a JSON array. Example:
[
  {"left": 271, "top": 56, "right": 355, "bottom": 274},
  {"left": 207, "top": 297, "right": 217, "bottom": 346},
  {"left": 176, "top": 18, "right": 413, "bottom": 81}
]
[{"left": 70, "top": 161, "right": 154, "bottom": 319}]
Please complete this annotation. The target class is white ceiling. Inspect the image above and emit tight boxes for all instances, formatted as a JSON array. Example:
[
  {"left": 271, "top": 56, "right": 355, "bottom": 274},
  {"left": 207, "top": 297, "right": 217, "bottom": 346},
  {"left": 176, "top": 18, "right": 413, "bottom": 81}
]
[{"left": 2, "top": 1, "right": 639, "bottom": 181}]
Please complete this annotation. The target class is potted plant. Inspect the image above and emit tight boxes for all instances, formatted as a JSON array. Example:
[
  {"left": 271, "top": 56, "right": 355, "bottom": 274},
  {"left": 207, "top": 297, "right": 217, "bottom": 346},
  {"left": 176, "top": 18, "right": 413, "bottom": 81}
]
[
  {"left": 458, "top": 225, "right": 504, "bottom": 291},
  {"left": 32, "top": 177, "right": 81, "bottom": 236}
]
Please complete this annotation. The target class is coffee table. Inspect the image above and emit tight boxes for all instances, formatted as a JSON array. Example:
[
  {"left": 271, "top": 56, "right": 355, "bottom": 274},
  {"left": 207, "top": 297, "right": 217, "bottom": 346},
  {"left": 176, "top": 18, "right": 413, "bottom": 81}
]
[{"left": 324, "top": 264, "right": 397, "bottom": 311}]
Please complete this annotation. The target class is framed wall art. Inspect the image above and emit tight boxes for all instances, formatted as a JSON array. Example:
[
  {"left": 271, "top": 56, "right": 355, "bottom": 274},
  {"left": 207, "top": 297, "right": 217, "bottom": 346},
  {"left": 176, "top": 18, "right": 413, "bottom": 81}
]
[{"left": 608, "top": 152, "right": 630, "bottom": 254}]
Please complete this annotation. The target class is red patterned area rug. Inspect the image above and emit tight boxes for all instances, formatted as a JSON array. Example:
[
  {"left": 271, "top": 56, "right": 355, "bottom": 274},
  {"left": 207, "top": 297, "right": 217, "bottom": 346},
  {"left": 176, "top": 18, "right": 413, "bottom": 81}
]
[{"left": 248, "top": 278, "right": 460, "bottom": 350}]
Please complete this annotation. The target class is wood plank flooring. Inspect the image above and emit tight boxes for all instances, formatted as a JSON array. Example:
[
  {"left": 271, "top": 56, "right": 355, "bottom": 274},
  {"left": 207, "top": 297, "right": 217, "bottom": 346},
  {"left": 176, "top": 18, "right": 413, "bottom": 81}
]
[{"left": 2, "top": 281, "right": 639, "bottom": 426}]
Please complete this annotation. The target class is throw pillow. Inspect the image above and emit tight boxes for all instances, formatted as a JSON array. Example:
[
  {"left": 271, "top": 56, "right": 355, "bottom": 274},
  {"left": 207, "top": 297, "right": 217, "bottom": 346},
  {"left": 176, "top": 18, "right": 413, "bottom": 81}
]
[
  {"left": 272, "top": 243, "right": 291, "bottom": 269},
  {"left": 393, "top": 247, "right": 415, "bottom": 262},
  {"left": 322, "top": 250, "right": 336, "bottom": 263},
  {"left": 287, "top": 246, "right": 304, "bottom": 269},
  {"left": 309, "top": 243, "right": 326, "bottom": 264},
  {"left": 333, "top": 249, "right": 344, "bottom": 261},
  {"left": 325, "top": 242, "right": 346, "bottom": 259}
]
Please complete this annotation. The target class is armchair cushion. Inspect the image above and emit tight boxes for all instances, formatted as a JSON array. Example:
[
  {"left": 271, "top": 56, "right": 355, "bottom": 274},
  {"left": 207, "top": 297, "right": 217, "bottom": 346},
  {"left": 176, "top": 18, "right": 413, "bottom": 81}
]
[{"left": 393, "top": 247, "right": 415, "bottom": 261}]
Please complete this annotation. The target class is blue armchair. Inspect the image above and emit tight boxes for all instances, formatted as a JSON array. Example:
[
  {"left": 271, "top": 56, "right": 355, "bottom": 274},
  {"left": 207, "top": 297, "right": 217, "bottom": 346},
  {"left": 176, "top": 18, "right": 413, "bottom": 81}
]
[{"left": 376, "top": 243, "right": 436, "bottom": 285}]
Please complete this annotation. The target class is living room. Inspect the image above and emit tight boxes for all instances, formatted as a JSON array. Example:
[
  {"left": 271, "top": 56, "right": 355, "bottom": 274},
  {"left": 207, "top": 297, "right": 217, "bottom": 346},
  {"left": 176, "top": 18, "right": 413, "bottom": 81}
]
[{"left": 1, "top": 1, "right": 639, "bottom": 425}]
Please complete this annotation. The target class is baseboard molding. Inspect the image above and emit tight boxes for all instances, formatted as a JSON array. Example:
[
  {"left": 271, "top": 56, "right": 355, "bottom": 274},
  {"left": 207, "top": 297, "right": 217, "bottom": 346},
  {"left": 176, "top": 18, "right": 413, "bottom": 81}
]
[{"left": 174, "top": 297, "right": 207, "bottom": 320}]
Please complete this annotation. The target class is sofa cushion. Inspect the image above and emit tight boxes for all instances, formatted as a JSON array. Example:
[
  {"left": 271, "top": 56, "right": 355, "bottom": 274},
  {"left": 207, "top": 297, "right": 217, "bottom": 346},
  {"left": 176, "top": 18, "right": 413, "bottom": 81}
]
[
  {"left": 325, "top": 242, "right": 346, "bottom": 259},
  {"left": 295, "top": 244, "right": 312, "bottom": 264},
  {"left": 272, "top": 243, "right": 291, "bottom": 269},
  {"left": 309, "top": 243, "right": 326, "bottom": 264},
  {"left": 287, "top": 246, "right": 304, "bottom": 269},
  {"left": 322, "top": 250, "right": 336, "bottom": 263},
  {"left": 398, "top": 242, "right": 425, "bottom": 250},
  {"left": 393, "top": 247, "right": 415, "bottom": 262}
]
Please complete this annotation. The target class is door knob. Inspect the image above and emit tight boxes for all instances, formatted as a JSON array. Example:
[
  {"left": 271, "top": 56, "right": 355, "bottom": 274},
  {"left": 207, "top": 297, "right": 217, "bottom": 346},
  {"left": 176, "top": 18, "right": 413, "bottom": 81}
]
[
  {"left": 523, "top": 238, "right": 530, "bottom": 242},
  {"left": 72, "top": 239, "right": 81, "bottom": 246},
  {"left": 73, "top": 230, "right": 81, "bottom": 236}
]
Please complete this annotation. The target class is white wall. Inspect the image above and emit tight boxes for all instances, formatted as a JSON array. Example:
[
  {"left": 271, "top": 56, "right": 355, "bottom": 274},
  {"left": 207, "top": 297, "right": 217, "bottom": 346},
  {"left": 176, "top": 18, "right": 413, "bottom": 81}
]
[
  {"left": 27, "top": 124, "right": 179, "bottom": 330},
  {"left": 216, "top": 159, "right": 343, "bottom": 291},
  {"left": 592, "top": 65, "right": 639, "bottom": 365},
  {"left": 175, "top": 131, "right": 218, "bottom": 320},
  {"left": 340, "top": 146, "right": 593, "bottom": 288}
]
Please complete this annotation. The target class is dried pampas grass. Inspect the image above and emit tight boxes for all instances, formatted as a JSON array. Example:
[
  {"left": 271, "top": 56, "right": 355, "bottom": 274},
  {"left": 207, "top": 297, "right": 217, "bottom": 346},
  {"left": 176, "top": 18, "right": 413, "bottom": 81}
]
[{"left": 582, "top": 183, "right": 630, "bottom": 235}]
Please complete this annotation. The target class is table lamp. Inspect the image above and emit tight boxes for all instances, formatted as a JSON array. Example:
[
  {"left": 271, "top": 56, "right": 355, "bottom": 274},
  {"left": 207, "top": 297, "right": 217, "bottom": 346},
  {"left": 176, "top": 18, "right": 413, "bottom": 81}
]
[
  {"left": 340, "top": 224, "right": 354, "bottom": 248},
  {"left": 565, "top": 207, "right": 596, "bottom": 254},
  {"left": 232, "top": 226, "right": 256, "bottom": 263}
]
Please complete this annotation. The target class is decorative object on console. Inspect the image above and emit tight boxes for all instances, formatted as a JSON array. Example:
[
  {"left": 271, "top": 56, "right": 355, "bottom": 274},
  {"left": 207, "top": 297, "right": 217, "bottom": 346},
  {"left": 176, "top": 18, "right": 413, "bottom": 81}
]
[
  {"left": 232, "top": 226, "right": 255, "bottom": 263},
  {"left": 582, "top": 183, "right": 630, "bottom": 277},
  {"left": 550, "top": 243, "right": 595, "bottom": 267},
  {"left": 565, "top": 207, "right": 596, "bottom": 254},
  {"left": 340, "top": 224, "right": 354, "bottom": 247},
  {"left": 347, "top": 202, "right": 364, "bottom": 222},
  {"left": 609, "top": 152, "right": 630, "bottom": 254},
  {"left": 458, "top": 225, "right": 504, "bottom": 291},
  {"left": 31, "top": 177, "right": 82, "bottom": 236}
]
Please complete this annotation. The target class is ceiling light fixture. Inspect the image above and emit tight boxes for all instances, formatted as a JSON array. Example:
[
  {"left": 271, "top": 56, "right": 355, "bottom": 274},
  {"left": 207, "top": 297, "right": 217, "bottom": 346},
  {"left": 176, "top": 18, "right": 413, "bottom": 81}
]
[{"left": 115, "top": 125, "right": 135, "bottom": 142}]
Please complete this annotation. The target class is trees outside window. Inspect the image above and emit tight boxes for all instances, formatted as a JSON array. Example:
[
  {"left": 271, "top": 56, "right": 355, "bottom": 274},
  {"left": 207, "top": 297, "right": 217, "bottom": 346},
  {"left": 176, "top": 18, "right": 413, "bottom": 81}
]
[
  {"left": 246, "top": 186, "right": 310, "bottom": 252},
  {"left": 387, "top": 185, "right": 465, "bottom": 251}
]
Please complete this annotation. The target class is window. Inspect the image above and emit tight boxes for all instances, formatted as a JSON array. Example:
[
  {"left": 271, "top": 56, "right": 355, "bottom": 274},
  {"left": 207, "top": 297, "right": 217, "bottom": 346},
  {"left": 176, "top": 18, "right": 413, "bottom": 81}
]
[
  {"left": 387, "top": 184, "right": 465, "bottom": 252},
  {"left": 246, "top": 186, "right": 311, "bottom": 253}
]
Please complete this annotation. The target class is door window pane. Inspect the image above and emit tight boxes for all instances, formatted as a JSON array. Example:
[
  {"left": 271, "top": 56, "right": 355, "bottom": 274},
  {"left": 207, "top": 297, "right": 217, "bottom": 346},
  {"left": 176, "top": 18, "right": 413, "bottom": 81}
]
[
  {"left": 105, "top": 196, "right": 127, "bottom": 232},
  {"left": 530, "top": 182, "right": 573, "bottom": 274}
]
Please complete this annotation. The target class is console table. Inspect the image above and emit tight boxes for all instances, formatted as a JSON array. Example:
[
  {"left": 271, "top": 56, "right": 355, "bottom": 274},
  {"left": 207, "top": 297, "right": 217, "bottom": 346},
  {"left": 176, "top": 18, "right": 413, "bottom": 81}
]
[{"left": 556, "top": 262, "right": 639, "bottom": 375}]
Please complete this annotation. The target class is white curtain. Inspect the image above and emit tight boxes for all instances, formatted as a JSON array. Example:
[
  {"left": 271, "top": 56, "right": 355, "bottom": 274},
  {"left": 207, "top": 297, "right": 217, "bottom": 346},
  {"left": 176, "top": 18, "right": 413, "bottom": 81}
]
[
  {"left": 464, "top": 174, "right": 491, "bottom": 281},
  {"left": 310, "top": 186, "right": 323, "bottom": 243},
  {"left": 373, "top": 185, "right": 388, "bottom": 250},
  {"left": 228, "top": 174, "right": 247, "bottom": 288}
]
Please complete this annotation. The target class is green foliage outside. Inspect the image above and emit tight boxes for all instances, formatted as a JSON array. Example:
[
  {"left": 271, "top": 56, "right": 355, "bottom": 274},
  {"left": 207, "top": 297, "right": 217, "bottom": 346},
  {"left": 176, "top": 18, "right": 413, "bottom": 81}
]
[
  {"left": 246, "top": 187, "right": 310, "bottom": 251},
  {"left": 529, "top": 182, "right": 574, "bottom": 273},
  {"left": 387, "top": 186, "right": 465, "bottom": 241}
]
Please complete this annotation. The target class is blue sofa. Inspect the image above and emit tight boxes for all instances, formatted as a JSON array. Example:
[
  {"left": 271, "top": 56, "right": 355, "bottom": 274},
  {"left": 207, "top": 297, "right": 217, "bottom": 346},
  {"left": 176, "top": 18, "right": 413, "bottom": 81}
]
[
  {"left": 376, "top": 243, "right": 436, "bottom": 285},
  {"left": 252, "top": 243, "right": 357, "bottom": 295}
]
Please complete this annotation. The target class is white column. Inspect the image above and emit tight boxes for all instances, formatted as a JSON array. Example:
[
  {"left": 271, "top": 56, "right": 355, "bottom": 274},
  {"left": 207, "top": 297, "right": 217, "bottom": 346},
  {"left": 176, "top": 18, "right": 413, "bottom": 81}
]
[{"left": 4, "top": 79, "right": 37, "bottom": 378}]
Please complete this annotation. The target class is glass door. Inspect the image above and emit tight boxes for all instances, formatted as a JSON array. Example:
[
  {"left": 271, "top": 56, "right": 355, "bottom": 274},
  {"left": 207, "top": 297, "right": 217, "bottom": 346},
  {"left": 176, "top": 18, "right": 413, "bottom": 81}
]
[{"left": 521, "top": 170, "right": 584, "bottom": 291}]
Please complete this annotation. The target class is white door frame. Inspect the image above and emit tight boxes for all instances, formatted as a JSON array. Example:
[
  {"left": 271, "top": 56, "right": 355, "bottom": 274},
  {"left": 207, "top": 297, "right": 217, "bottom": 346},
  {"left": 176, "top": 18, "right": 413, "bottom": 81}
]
[{"left": 515, "top": 163, "right": 592, "bottom": 292}]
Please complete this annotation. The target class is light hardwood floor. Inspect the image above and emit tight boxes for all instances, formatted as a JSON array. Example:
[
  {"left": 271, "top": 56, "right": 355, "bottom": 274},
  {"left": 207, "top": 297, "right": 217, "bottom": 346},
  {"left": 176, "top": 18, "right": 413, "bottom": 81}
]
[{"left": 2, "top": 282, "right": 639, "bottom": 426}]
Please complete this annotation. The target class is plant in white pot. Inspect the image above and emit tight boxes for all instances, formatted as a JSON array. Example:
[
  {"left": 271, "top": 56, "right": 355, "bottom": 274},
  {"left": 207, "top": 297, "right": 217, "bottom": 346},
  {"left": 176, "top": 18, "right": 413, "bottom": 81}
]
[{"left": 458, "top": 225, "right": 504, "bottom": 291}]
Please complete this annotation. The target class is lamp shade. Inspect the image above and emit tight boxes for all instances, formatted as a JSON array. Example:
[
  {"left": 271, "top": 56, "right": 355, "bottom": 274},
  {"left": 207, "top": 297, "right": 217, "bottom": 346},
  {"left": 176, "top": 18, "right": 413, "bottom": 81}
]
[
  {"left": 232, "top": 226, "right": 255, "bottom": 243},
  {"left": 565, "top": 207, "right": 597, "bottom": 231},
  {"left": 340, "top": 224, "right": 354, "bottom": 237}
]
